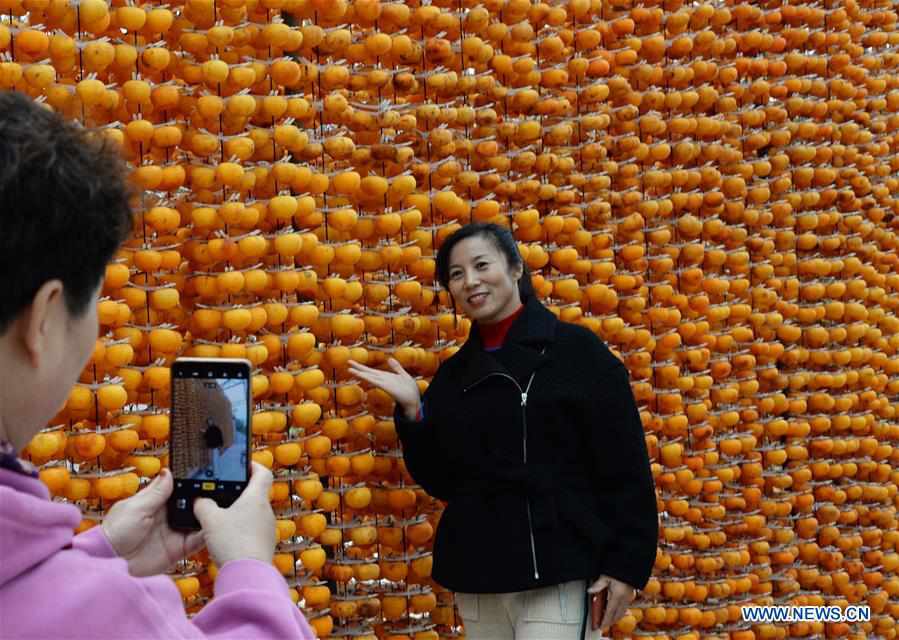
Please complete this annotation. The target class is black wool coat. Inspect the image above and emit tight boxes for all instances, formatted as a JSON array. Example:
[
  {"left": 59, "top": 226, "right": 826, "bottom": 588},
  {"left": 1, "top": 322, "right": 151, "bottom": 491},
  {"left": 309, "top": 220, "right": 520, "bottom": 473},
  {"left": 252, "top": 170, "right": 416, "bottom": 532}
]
[{"left": 395, "top": 294, "right": 659, "bottom": 594}]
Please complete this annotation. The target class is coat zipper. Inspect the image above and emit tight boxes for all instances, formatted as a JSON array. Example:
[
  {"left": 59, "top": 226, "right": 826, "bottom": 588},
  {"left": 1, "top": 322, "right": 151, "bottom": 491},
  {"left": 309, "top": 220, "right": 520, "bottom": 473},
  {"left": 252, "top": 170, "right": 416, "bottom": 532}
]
[
  {"left": 521, "top": 384, "right": 540, "bottom": 581},
  {"left": 463, "top": 364, "right": 542, "bottom": 581}
]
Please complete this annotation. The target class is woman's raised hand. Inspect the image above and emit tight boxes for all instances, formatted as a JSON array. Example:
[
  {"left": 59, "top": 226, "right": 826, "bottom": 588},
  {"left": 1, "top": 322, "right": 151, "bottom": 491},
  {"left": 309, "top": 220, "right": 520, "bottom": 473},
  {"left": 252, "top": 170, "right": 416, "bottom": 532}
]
[{"left": 348, "top": 358, "right": 421, "bottom": 420}]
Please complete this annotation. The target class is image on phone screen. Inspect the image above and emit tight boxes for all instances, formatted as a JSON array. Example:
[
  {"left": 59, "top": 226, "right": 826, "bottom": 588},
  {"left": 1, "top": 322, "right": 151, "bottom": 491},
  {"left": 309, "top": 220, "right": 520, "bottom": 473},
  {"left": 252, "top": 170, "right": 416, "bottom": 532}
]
[
  {"left": 171, "top": 377, "right": 249, "bottom": 482},
  {"left": 168, "top": 362, "right": 252, "bottom": 530}
]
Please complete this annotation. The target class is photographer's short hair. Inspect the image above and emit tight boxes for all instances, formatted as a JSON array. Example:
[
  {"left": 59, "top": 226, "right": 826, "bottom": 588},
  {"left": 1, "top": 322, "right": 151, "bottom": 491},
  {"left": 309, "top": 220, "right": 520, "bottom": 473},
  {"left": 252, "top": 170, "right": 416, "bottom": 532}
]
[{"left": 0, "top": 91, "right": 133, "bottom": 333}]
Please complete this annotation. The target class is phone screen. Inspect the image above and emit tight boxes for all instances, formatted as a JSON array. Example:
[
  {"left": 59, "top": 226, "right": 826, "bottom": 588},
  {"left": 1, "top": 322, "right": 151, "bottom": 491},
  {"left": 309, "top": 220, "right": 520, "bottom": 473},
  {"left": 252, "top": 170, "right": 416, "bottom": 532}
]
[{"left": 168, "top": 359, "right": 251, "bottom": 530}]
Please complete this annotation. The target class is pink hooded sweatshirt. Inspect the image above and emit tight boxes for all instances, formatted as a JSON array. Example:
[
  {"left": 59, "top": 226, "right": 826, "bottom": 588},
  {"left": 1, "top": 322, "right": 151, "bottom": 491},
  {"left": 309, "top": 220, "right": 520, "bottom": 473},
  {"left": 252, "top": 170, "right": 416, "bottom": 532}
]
[{"left": 0, "top": 467, "right": 316, "bottom": 639}]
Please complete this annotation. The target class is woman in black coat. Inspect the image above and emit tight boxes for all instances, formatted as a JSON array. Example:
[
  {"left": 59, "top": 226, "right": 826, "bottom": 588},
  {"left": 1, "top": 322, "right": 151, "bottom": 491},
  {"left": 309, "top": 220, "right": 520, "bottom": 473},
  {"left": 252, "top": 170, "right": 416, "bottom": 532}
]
[{"left": 349, "top": 223, "right": 658, "bottom": 639}]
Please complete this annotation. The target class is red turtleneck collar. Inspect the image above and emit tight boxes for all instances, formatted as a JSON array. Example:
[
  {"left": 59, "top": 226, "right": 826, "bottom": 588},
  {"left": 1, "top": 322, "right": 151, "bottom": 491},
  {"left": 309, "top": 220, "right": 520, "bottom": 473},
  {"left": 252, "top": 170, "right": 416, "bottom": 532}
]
[{"left": 479, "top": 303, "right": 525, "bottom": 351}]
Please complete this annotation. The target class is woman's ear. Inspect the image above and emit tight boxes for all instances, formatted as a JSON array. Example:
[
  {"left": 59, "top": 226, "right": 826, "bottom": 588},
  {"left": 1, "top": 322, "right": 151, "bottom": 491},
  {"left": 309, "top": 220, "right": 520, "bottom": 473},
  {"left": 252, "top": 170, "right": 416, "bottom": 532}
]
[
  {"left": 20, "top": 279, "right": 66, "bottom": 369},
  {"left": 449, "top": 292, "right": 458, "bottom": 329},
  {"left": 512, "top": 264, "right": 524, "bottom": 287}
]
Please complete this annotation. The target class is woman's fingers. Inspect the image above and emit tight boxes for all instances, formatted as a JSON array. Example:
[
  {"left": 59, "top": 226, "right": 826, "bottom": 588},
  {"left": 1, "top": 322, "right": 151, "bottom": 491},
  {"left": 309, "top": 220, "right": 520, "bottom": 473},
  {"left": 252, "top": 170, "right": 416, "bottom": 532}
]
[
  {"left": 348, "top": 362, "right": 384, "bottom": 383},
  {"left": 346, "top": 364, "right": 375, "bottom": 381},
  {"left": 348, "top": 359, "right": 418, "bottom": 411},
  {"left": 588, "top": 576, "right": 610, "bottom": 594},
  {"left": 350, "top": 359, "right": 404, "bottom": 383},
  {"left": 349, "top": 360, "right": 395, "bottom": 379},
  {"left": 600, "top": 583, "right": 633, "bottom": 630},
  {"left": 347, "top": 360, "right": 377, "bottom": 375},
  {"left": 386, "top": 358, "right": 409, "bottom": 378},
  {"left": 354, "top": 371, "right": 387, "bottom": 391},
  {"left": 348, "top": 361, "right": 403, "bottom": 395},
  {"left": 599, "top": 593, "right": 621, "bottom": 630}
]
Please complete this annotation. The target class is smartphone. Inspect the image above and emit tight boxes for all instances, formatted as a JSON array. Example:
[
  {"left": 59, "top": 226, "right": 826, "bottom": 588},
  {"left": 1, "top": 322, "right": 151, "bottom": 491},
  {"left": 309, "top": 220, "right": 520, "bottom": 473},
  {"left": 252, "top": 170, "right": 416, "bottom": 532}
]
[
  {"left": 591, "top": 588, "right": 608, "bottom": 631},
  {"left": 167, "top": 357, "right": 252, "bottom": 531}
]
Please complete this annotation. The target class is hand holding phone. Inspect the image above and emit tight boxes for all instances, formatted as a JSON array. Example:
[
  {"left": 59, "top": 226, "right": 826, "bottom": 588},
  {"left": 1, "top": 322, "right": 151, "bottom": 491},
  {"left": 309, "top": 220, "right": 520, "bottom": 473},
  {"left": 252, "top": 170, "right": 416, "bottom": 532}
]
[
  {"left": 194, "top": 462, "right": 277, "bottom": 566},
  {"left": 591, "top": 588, "right": 607, "bottom": 632},
  {"left": 102, "top": 469, "right": 206, "bottom": 577},
  {"left": 588, "top": 575, "right": 636, "bottom": 634},
  {"left": 167, "top": 358, "right": 252, "bottom": 531}
]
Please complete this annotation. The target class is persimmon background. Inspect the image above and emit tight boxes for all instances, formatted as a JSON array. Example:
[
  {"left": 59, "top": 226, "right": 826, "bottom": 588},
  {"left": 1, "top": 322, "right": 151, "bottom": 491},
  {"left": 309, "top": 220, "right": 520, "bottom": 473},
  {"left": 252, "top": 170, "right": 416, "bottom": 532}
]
[{"left": 7, "top": 0, "right": 899, "bottom": 637}]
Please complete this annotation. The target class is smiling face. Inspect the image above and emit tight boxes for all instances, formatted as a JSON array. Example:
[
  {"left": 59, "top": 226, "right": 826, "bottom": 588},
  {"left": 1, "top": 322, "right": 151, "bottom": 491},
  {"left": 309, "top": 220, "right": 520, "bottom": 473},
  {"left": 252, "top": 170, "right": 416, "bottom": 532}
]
[{"left": 447, "top": 235, "right": 523, "bottom": 325}]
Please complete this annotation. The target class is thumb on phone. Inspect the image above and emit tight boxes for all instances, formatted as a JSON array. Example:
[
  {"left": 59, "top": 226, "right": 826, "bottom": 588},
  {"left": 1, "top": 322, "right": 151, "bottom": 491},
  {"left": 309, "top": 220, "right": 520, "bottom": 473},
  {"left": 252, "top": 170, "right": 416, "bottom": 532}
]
[
  {"left": 193, "top": 462, "right": 277, "bottom": 567},
  {"left": 146, "top": 468, "right": 174, "bottom": 499},
  {"left": 241, "top": 462, "right": 273, "bottom": 499},
  {"left": 193, "top": 497, "right": 220, "bottom": 528}
]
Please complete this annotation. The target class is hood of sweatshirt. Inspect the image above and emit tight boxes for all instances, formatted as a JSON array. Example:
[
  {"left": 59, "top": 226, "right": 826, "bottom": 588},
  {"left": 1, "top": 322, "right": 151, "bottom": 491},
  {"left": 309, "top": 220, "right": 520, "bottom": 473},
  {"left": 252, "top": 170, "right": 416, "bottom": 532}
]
[{"left": 0, "top": 467, "right": 81, "bottom": 587}]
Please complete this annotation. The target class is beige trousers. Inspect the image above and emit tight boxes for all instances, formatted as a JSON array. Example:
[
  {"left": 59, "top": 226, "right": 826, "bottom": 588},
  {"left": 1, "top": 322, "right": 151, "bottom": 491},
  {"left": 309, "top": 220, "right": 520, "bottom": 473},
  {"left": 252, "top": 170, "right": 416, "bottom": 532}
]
[{"left": 455, "top": 580, "right": 606, "bottom": 640}]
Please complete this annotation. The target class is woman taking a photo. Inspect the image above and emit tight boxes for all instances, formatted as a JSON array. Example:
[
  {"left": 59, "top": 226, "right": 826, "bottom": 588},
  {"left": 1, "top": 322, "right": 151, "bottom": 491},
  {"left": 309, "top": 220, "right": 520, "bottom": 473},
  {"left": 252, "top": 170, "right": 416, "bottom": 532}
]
[
  {"left": 349, "top": 223, "right": 658, "bottom": 639},
  {"left": 0, "top": 90, "right": 314, "bottom": 640}
]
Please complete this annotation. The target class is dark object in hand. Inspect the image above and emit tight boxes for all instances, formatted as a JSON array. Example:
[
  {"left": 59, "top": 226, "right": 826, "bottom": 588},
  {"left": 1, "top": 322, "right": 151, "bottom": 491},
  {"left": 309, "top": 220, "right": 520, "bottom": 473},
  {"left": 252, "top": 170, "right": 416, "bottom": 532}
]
[{"left": 591, "top": 588, "right": 608, "bottom": 631}]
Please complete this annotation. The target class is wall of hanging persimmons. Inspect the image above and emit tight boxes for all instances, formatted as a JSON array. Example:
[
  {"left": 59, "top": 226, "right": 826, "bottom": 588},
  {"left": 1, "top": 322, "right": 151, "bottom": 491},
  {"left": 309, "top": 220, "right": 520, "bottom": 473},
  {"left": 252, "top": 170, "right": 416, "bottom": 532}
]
[{"left": 7, "top": 0, "right": 899, "bottom": 637}]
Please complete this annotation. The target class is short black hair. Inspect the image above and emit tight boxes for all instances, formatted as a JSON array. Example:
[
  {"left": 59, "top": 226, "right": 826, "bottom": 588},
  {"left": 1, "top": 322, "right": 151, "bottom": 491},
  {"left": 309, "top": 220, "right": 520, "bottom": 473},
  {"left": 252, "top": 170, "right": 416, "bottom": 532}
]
[
  {"left": 435, "top": 222, "right": 535, "bottom": 300},
  {"left": 0, "top": 91, "right": 133, "bottom": 333}
]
